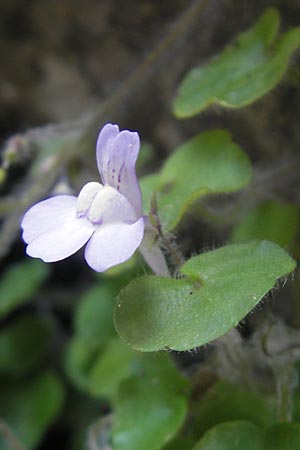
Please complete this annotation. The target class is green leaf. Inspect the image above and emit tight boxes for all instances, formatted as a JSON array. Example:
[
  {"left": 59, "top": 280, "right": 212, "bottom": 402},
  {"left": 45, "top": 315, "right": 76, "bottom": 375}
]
[
  {"left": 193, "top": 381, "right": 275, "bottom": 438},
  {"left": 88, "top": 337, "right": 139, "bottom": 400},
  {"left": 74, "top": 283, "right": 116, "bottom": 346},
  {"left": 64, "top": 336, "right": 98, "bottom": 392},
  {"left": 293, "top": 380, "right": 300, "bottom": 422},
  {"left": 114, "top": 241, "right": 296, "bottom": 351},
  {"left": 0, "top": 260, "right": 49, "bottom": 318},
  {"left": 191, "top": 421, "right": 263, "bottom": 450},
  {"left": 162, "top": 436, "right": 196, "bottom": 450},
  {"left": 173, "top": 8, "right": 300, "bottom": 117},
  {"left": 140, "top": 130, "right": 251, "bottom": 230},
  {"left": 0, "top": 315, "right": 54, "bottom": 376},
  {"left": 65, "top": 279, "right": 138, "bottom": 397},
  {"left": 112, "top": 353, "right": 189, "bottom": 450},
  {"left": 231, "top": 201, "right": 299, "bottom": 249},
  {"left": 0, "top": 371, "right": 64, "bottom": 450},
  {"left": 263, "top": 423, "right": 300, "bottom": 449},
  {"left": 192, "top": 421, "right": 300, "bottom": 450}
]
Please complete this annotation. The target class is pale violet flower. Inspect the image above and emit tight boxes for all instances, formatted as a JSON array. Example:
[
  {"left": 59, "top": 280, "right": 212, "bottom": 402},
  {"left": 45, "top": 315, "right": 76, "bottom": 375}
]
[{"left": 21, "top": 123, "right": 169, "bottom": 275}]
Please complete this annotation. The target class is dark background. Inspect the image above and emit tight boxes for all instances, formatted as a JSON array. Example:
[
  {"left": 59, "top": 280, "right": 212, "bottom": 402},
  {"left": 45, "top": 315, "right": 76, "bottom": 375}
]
[{"left": 0, "top": 1, "right": 300, "bottom": 449}]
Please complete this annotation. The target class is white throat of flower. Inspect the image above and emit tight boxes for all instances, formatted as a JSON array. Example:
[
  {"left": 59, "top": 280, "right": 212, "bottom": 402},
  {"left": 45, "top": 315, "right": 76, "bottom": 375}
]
[{"left": 76, "top": 182, "right": 137, "bottom": 225}]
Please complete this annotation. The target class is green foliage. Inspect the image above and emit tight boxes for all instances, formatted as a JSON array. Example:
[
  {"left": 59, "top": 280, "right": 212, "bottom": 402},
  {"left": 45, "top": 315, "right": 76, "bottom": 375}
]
[
  {"left": 231, "top": 200, "right": 299, "bottom": 249},
  {"left": 73, "top": 283, "right": 116, "bottom": 346},
  {"left": 111, "top": 353, "right": 189, "bottom": 450},
  {"left": 264, "top": 423, "right": 300, "bottom": 449},
  {"left": 65, "top": 282, "right": 116, "bottom": 393},
  {"left": 191, "top": 421, "right": 263, "bottom": 450},
  {"left": 0, "top": 371, "right": 64, "bottom": 450},
  {"left": 162, "top": 435, "right": 196, "bottom": 450},
  {"left": 193, "top": 381, "right": 275, "bottom": 437},
  {"left": 191, "top": 421, "right": 300, "bottom": 450},
  {"left": 88, "top": 337, "right": 138, "bottom": 400},
  {"left": 0, "top": 260, "right": 49, "bottom": 318},
  {"left": 293, "top": 375, "right": 300, "bottom": 422},
  {"left": 141, "top": 130, "right": 251, "bottom": 230},
  {"left": 65, "top": 279, "right": 140, "bottom": 401},
  {"left": 64, "top": 336, "right": 99, "bottom": 392},
  {"left": 114, "top": 241, "right": 296, "bottom": 351},
  {"left": 2, "top": 7, "right": 299, "bottom": 450},
  {"left": 173, "top": 8, "right": 300, "bottom": 117},
  {"left": 162, "top": 380, "right": 276, "bottom": 450},
  {"left": 0, "top": 315, "right": 54, "bottom": 377}
]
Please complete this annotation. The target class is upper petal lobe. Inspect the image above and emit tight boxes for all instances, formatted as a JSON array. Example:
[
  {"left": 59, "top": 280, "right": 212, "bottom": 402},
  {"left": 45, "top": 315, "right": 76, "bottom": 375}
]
[
  {"left": 96, "top": 124, "right": 142, "bottom": 216},
  {"left": 96, "top": 123, "right": 120, "bottom": 177}
]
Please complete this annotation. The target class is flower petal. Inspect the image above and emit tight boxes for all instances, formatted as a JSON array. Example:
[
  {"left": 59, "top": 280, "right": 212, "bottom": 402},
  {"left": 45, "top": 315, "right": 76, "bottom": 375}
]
[
  {"left": 21, "top": 195, "right": 95, "bottom": 262},
  {"left": 88, "top": 186, "right": 137, "bottom": 224},
  {"left": 21, "top": 195, "right": 78, "bottom": 243},
  {"left": 84, "top": 218, "right": 144, "bottom": 272},
  {"left": 96, "top": 123, "right": 120, "bottom": 175},
  {"left": 96, "top": 124, "right": 142, "bottom": 216},
  {"left": 26, "top": 217, "right": 95, "bottom": 262}
]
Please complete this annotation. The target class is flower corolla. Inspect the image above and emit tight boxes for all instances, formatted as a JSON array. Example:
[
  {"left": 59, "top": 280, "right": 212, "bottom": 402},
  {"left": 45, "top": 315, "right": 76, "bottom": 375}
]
[{"left": 21, "top": 124, "right": 146, "bottom": 272}]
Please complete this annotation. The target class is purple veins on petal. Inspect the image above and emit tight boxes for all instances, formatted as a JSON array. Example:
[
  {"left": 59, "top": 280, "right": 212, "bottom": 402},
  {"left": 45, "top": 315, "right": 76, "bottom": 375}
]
[
  {"left": 96, "top": 124, "right": 142, "bottom": 216},
  {"left": 21, "top": 123, "right": 151, "bottom": 273},
  {"left": 96, "top": 124, "right": 119, "bottom": 177}
]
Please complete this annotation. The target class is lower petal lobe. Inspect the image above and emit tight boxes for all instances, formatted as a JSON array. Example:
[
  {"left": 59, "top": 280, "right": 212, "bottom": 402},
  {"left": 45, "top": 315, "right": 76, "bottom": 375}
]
[
  {"left": 21, "top": 195, "right": 78, "bottom": 244},
  {"left": 22, "top": 195, "right": 95, "bottom": 262},
  {"left": 84, "top": 218, "right": 144, "bottom": 272},
  {"left": 26, "top": 217, "right": 94, "bottom": 262}
]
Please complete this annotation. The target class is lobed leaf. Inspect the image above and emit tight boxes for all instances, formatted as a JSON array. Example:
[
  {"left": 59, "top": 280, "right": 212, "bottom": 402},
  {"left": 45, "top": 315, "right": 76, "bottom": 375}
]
[
  {"left": 114, "top": 241, "right": 296, "bottom": 351},
  {"left": 173, "top": 8, "right": 300, "bottom": 117},
  {"left": 140, "top": 130, "right": 251, "bottom": 230}
]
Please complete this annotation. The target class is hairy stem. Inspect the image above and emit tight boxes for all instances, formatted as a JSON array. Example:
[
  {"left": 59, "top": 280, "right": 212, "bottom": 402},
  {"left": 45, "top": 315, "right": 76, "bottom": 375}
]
[{"left": 274, "top": 363, "right": 298, "bottom": 422}]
